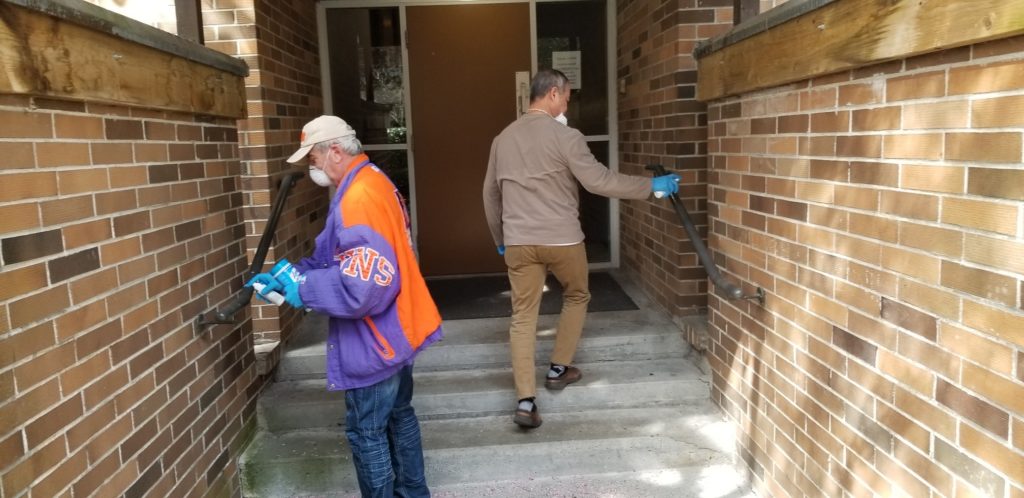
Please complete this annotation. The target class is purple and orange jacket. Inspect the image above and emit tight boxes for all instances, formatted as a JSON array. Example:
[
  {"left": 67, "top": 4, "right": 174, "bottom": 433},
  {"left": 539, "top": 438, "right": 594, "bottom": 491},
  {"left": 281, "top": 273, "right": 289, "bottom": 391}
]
[{"left": 294, "top": 154, "right": 443, "bottom": 390}]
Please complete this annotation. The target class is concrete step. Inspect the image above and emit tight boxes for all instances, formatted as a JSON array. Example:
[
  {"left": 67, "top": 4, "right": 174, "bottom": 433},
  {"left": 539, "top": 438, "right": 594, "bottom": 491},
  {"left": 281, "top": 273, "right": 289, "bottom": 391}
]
[
  {"left": 241, "top": 406, "right": 752, "bottom": 498},
  {"left": 259, "top": 357, "right": 710, "bottom": 432},
  {"left": 276, "top": 309, "right": 687, "bottom": 380}
]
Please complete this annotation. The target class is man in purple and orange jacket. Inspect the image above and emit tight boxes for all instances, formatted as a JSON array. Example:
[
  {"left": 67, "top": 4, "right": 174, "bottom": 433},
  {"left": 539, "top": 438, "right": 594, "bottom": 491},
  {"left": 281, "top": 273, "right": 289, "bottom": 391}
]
[{"left": 248, "top": 115, "right": 443, "bottom": 497}]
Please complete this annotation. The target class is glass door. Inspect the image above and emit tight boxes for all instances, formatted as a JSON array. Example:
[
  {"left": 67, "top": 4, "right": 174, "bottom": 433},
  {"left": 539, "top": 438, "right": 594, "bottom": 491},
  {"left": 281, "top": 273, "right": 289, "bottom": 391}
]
[
  {"left": 323, "top": 7, "right": 410, "bottom": 200},
  {"left": 319, "top": 0, "right": 617, "bottom": 272},
  {"left": 537, "top": 0, "right": 614, "bottom": 265}
]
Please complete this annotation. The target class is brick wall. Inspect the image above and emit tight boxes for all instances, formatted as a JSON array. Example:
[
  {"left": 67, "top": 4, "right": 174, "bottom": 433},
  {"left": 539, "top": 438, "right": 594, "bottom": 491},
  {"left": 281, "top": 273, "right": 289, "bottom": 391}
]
[
  {"left": 0, "top": 3, "right": 257, "bottom": 497},
  {"left": 705, "top": 37, "right": 1024, "bottom": 496},
  {"left": 0, "top": 74, "right": 252, "bottom": 498},
  {"left": 616, "top": 0, "right": 733, "bottom": 328},
  {"left": 203, "top": 0, "right": 323, "bottom": 346}
]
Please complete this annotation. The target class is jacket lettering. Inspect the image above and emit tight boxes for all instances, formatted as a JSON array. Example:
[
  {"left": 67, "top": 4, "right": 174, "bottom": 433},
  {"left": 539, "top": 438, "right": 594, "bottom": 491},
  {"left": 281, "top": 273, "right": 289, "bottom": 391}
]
[{"left": 339, "top": 247, "right": 393, "bottom": 286}]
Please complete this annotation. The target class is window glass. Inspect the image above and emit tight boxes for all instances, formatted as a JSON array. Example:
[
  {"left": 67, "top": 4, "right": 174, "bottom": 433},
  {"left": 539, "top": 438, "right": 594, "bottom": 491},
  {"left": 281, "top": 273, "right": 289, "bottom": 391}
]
[
  {"left": 580, "top": 141, "right": 610, "bottom": 263},
  {"left": 326, "top": 8, "right": 406, "bottom": 145},
  {"left": 537, "top": 0, "right": 608, "bottom": 136}
]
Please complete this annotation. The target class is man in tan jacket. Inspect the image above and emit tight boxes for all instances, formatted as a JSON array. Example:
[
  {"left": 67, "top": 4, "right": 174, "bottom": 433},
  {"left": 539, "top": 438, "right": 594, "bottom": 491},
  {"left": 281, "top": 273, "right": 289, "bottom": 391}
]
[{"left": 482, "top": 69, "right": 681, "bottom": 428}]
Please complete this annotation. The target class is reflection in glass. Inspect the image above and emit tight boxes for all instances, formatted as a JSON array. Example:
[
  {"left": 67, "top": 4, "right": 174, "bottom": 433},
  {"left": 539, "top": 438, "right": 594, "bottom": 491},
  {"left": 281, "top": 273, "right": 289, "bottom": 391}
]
[
  {"left": 326, "top": 8, "right": 406, "bottom": 145},
  {"left": 580, "top": 141, "right": 610, "bottom": 263},
  {"left": 537, "top": 0, "right": 608, "bottom": 136},
  {"left": 367, "top": 150, "right": 410, "bottom": 203}
]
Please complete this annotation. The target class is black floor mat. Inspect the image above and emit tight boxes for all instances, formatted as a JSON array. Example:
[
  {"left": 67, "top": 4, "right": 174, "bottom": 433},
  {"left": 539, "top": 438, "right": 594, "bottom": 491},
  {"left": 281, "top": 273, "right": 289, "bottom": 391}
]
[{"left": 426, "top": 272, "right": 638, "bottom": 321}]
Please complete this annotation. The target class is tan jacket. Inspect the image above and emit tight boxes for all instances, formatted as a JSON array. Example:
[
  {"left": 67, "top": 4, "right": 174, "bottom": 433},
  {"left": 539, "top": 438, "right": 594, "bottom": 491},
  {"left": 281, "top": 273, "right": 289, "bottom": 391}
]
[{"left": 483, "top": 112, "right": 651, "bottom": 246}]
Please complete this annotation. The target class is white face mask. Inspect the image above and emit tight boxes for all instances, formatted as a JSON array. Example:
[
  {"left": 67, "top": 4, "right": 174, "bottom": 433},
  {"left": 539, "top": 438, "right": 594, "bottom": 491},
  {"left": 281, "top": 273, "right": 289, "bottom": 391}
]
[
  {"left": 308, "top": 167, "right": 332, "bottom": 187},
  {"left": 554, "top": 113, "right": 568, "bottom": 126}
]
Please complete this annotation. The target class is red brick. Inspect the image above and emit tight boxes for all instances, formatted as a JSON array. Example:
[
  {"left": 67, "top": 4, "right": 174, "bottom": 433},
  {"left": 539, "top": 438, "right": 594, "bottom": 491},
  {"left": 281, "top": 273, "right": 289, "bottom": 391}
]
[
  {"left": 880, "top": 191, "right": 937, "bottom": 221},
  {"left": 897, "top": 278, "right": 961, "bottom": 322},
  {"left": 880, "top": 297, "right": 936, "bottom": 341},
  {"left": 30, "top": 448, "right": 87, "bottom": 498},
  {"left": 0, "top": 378, "right": 60, "bottom": 435},
  {"left": 839, "top": 82, "right": 882, "bottom": 106},
  {"left": 942, "top": 197, "right": 1017, "bottom": 236},
  {"left": 903, "top": 101, "right": 968, "bottom": 129},
  {"left": 0, "top": 110, "right": 53, "bottom": 138},
  {"left": 960, "top": 362, "right": 1024, "bottom": 416},
  {"left": 881, "top": 246, "right": 939, "bottom": 283},
  {"left": 937, "top": 379, "right": 1009, "bottom": 439},
  {"left": 0, "top": 142, "right": 35, "bottom": 168},
  {"left": 0, "top": 172, "right": 58, "bottom": 202},
  {"left": 91, "top": 143, "right": 134, "bottom": 165},
  {"left": 887, "top": 71, "right": 945, "bottom": 101},
  {"left": 949, "top": 59, "right": 1024, "bottom": 95},
  {"left": 960, "top": 423, "right": 1024, "bottom": 485},
  {"left": 972, "top": 95, "right": 1024, "bottom": 128},
  {"left": 9, "top": 286, "right": 70, "bottom": 329},
  {"left": 934, "top": 437, "right": 1005, "bottom": 497},
  {"left": 937, "top": 323, "right": 1011, "bottom": 377},
  {"left": 2, "top": 436, "right": 65, "bottom": 497},
  {"left": 942, "top": 261, "right": 1017, "bottom": 307},
  {"left": 968, "top": 167, "right": 1024, "bottom": 201},
  {"left": 947, "top": 132, "right": 1022, "bottom": 164},
  {"left": 25, "top": 393, "right": 83, "bottom": 447},
  {"left": 41, "top": 195, "right": 95, "bottom": 225},
  {"left": 36, "top": 142, "right": 91, "bottom": 167},
  {"left": 898, "top": 331, "right": 961, "bottom": 382},
  {"left": 963, "top": 300, "right": 1024, "bottom": 348},
  {"left": 852, "top": 106, "right": 900, "bottom": 131},
  {"left": 883, "top": 133, "right": 943, "bottom": 160},
  {"left": 878, "top": 349, "right": 933, "bottom": 395},
  {"left": 899, "top": 222, "right": 962, "bottom": 259},
  {"left": 901, "top": 164, "right": 964, "bottom": 194}
]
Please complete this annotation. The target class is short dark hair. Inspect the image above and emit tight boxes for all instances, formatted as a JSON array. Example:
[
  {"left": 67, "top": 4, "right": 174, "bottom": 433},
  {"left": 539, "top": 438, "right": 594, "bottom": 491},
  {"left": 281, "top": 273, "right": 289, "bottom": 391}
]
[{"left": 529, "top": 68, "right": 569, "bottom": 102}]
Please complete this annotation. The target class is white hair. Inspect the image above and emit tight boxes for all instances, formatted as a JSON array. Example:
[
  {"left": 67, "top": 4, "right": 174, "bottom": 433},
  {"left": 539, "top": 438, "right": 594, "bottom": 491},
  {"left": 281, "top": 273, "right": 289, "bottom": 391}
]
[{"left": 313, "top": 135, "right": 363, "bottom": 156}]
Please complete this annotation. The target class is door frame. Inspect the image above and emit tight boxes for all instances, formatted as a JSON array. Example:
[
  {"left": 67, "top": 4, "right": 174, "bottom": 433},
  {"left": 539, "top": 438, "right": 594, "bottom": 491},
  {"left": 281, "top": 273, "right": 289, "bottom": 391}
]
[{"left": 317, "top": 0, "right": 621, "bottom": 272}]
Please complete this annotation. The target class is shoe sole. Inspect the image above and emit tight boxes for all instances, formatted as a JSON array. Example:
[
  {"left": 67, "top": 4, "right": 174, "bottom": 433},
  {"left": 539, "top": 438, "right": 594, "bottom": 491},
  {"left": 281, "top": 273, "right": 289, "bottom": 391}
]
[
  {"left": 513, "top": 413, "right": 542, "bottom": 428},
  {"left": 544, "top": 372, "right": 582, "bottom": 390}
]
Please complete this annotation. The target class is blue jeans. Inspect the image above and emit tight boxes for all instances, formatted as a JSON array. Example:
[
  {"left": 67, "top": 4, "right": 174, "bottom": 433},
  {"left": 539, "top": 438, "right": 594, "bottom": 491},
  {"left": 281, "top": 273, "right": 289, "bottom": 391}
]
[{"left": 344, "top": 364, "right": 429, "bottom": 498}]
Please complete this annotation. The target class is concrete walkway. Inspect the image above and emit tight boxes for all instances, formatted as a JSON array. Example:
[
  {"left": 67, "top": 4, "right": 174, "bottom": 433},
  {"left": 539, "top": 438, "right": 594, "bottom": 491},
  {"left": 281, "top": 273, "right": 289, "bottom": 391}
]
[{"left": 240, "top": 275, "right": 755, "bottom": 497}]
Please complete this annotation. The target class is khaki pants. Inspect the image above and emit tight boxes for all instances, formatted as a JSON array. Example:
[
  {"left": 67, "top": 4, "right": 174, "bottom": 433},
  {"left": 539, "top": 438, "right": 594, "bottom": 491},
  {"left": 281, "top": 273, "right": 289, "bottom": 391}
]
[{"left": 504, "top": 243, "right": 591, "bottom": 400}]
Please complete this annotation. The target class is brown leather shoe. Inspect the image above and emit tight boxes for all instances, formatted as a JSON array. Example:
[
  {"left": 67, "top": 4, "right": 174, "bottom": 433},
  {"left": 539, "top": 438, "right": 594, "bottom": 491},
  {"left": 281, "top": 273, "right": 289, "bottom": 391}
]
[
  {"left": 513, "top": 404, "right": 542, "bottom": 429},
  {"left": 544, "top": 365, "right": 582, "bottom": 390}
]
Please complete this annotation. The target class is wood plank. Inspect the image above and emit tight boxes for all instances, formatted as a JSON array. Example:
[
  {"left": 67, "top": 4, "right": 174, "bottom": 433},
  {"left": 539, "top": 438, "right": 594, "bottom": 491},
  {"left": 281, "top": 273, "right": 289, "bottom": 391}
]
[
  {"left": 0, "top": 3, "right": 245, "bottom": 118},
  {"left": 697, "top": 0, "right": 1024, "bottom": 101}
]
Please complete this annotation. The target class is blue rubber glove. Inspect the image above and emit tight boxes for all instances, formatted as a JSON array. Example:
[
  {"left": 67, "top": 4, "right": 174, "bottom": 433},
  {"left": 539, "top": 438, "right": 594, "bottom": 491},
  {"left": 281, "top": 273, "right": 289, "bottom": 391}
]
[
  {"left": 245, "top": 272, "right": 283, "bottom": 303},
  {"left": 497, "top": 245, "right": 505, "bottom": 256},
  {"left": 270, "top": 259, "right": 305, "bottom": 309},
  {"left": 651, "top": 174, "right": 681, "bottom": 198}
]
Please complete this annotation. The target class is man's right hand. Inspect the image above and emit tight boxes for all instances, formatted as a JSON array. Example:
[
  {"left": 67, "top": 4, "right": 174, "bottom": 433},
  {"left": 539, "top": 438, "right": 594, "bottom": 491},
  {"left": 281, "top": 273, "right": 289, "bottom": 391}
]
[
  {"left": 246, "top": 273, "right": 283, "bottom": 300},
  {"left": 651, "top": 174, "right": 681, "bottom": 198}
]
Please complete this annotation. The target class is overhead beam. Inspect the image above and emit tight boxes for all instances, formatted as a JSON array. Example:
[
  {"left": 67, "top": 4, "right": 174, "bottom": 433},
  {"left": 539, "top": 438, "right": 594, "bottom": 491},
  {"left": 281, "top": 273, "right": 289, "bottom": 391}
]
[
  {"left": 697, "top": 0, "right": 1024, "bottom": 101},
  {"left": 0, "top": 2, "right": 246, "bottom": 118}
]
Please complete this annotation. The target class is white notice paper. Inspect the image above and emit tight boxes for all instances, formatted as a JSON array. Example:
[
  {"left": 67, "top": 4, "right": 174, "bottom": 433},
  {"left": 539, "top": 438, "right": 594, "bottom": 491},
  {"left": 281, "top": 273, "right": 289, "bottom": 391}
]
[{"left": 552, "top": 51, "right": 582, "bottom": 89}]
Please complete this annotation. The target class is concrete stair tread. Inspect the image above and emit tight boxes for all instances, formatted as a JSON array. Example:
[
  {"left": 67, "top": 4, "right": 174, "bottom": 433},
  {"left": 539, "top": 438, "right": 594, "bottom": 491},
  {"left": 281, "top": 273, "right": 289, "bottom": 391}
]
[
  {"left": 282, "top": 309, "right": 680, "bottom": 356},
  {"left": 259, "top": 357, "right": 710, "bottom": 431},
  {"left": 266, "top": 357, "right": 704, "bottom": 404},
  {"left": 241, "top": 407, "right": 748, "bottom": 497},
  {"left": 251, "top": 405, "right": 729, "bottom": 451},
  {"left": 276, "top": 311, "right": 693, "bottom": 380}
]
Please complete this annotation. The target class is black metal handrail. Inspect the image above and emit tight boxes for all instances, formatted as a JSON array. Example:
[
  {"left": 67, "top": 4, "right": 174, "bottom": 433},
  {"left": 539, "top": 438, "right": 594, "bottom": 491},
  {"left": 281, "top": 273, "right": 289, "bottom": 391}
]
[
  {"left": 647, "top": 164, "right": 764, "bottom": 304},
  {"left": 195, "top": 171, "right": 305, "bottom": 329}
]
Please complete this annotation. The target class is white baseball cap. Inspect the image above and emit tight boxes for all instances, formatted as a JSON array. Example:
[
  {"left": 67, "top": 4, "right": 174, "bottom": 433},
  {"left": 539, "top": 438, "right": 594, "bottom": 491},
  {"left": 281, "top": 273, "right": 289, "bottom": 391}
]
[{"left": 286, "top": 115, "right": 357, "bottom": 164}]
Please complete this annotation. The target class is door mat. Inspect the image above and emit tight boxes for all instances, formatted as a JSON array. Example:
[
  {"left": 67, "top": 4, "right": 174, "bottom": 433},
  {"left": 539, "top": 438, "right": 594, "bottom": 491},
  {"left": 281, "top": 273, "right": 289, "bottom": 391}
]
[{"left": 426, "top": 272, "right": 638, "bottom": 321}]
